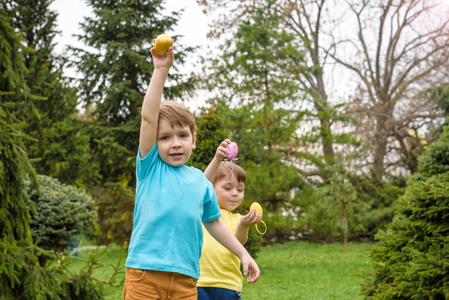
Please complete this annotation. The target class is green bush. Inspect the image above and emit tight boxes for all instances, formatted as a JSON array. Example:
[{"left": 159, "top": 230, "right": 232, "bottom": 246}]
[
  {"left": 362, "top": 126, "right": 449, "bottom": 298},
  {"left": 95, "top": 182, "right": 134, "bottom": 245},
  {"left": 362, "top": 173, "right": 449, "bottom": 298},
  {"left": 295, "top": 176, "right": 403, "bottom": 244},
  {"left": 26, "top": 175, "right": 97, "bottom": 257}
]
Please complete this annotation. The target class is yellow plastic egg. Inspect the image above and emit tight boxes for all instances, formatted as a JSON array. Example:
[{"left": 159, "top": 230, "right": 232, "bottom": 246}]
[
  {"left": 250, "top": 202, "right": 263, "bottom": 216},
  {"left": 250, "top": 202, "right": 267, "bottom": 235},
  {"left": 154, "top": 34, "right": 173, "bottom": 55}
]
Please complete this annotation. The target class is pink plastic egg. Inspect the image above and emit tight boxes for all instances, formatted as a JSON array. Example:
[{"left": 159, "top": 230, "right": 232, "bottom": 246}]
[{"left": 227, "top": 142, "right": 238, "bottom": 160}]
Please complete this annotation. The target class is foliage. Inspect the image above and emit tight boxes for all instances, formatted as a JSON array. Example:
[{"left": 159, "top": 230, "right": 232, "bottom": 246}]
[
  {"left": 2, "top": 0, "right": 94, "bottom": 188},
  {"left": 95, "top": 182, "right": 134, "bottom": 245},
  {"left": 189, "top": 107, "right": 227, "bottom": 171},
  {"left": 26, "top": 175, "right": 97, "bottom": 257},
  {"left": 362, "top": 127, "right": 449, "bottom": 298},
  {"left": 317, "top": 164, "right": 362, "bottom": 249},
  {"left": 348, "top": 172, "right": 405, "bottom": 238},
  {"left": 206, "top": 1, "right": 304, "bottom": 235},
  {"left": 0, "top": 10, "right": 112, "bottom": 299},
  {"left": 0, "top": 8, "right": 54, "bottom": 298},
  {"left": 55, "top": 242, "right": 127, "bottom": 300},
  {"left": 28, "top": 118, "right": 99, "bottom": 188},
  {"left": 297, "top": 172, "right": 404, "bottom": 244},
  {"left": 413, "top": 126, "right": 449, "bottom": 179}
]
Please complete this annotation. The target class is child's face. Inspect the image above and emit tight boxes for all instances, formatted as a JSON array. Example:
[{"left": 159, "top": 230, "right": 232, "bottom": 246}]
[
  {"left": 214, "top": 174, "right": 245, "bottom": 211},
  {"left": 157, "top": 119, "right": 196, "bottom": 166}
]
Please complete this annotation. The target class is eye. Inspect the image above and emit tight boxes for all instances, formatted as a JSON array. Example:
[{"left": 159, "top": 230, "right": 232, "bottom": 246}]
[
  {"left": 160, "top": 136, "right": 169, "bottom": 140},
  {"left": 224, "top": 187, "right": 231, "bottom": 191}
]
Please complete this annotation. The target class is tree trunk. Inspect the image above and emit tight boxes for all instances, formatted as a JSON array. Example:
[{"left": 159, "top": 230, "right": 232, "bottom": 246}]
[
  {"left": 373, "top": 113, "right": 389, "bottom": 176},
  {"left": 343, "top": 211, "right": 348, "bottom": 251}
]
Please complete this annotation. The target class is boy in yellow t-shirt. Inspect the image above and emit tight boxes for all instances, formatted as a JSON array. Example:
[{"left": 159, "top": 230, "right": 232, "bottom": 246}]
[{"left": 198, "top": 139, "right": 262, "bottom": 300}]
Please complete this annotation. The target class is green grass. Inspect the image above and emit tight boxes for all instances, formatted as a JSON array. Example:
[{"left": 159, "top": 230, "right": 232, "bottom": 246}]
[
  {"left": 70, "top": 241, "right": 374, "bottom": 299},
  {"left": 242, "top": 242, "right": 374, "bottom": 300}
]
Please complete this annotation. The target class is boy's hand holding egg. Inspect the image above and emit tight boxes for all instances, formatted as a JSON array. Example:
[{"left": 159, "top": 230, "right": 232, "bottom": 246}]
[{"left": 250, "top": 202, "right": 267, "bottom": 234}]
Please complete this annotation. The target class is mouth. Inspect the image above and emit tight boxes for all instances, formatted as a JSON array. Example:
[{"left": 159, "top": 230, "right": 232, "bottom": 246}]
[{"left": 170, "top": 153, "right": 183, "bottom": 159}]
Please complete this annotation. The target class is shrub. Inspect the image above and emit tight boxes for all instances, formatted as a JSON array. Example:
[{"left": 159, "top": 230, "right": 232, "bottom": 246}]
[
  {"left": 362, "top": 126, "right": 449, "bottom": 298},
  {"left": 26, "top": 175, "right": 97, "bottom": 262}
]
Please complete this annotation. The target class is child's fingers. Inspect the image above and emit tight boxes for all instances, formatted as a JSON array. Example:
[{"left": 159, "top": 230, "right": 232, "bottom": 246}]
[
  {"left": 246, "top": 263, "right": 260, "bottom": 283},
  {"left": 221, "top": 140, "right": 231, "bottom": 148},
  {"left": 242, "top": 262, "right": 249, "bottom": 276}
]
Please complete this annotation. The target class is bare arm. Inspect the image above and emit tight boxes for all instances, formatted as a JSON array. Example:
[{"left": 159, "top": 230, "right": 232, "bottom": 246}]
[
  {"left": 203, "top": 218, "right": 260, "bottom": 283},
  {"left": 204, "top": 139, "right": 231, "bottom": 181},
  {"left": 139, "top": 47, "right": 174, "bottom": 158}
]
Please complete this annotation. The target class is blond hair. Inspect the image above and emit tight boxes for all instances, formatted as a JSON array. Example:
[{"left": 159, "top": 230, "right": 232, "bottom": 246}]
[
  {"left": 158, "top": 101, "right": 196, "bottom": 135},
  {"left": 212, "top": 162, "right": 246, "bottom": 185}
]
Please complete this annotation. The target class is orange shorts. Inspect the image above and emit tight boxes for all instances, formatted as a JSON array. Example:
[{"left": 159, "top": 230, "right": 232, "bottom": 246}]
[{"left": 123, "top": 268, "right": 198, "bottom": 300}]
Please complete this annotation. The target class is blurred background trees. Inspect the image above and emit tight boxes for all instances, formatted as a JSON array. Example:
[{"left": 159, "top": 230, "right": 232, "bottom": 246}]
[{"left": 2, "top": 0, "right": 449, "bottom": 296}]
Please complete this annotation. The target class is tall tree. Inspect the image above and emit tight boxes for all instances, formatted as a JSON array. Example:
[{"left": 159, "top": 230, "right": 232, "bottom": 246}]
[
  {"left": 199, "top": 0, "right": 363, "bottom": 183},
  {"left": 203, "top": 1, "right": 304, "bottom": 242},
  {"left": 3, "top": 0, "right": 95, "bottom": 187},
  {"left": 329, "top": 0, "right": 449, "bottom": 176},
  {"left": 0, "top": 9, "right": 60, "bottom": 298}
]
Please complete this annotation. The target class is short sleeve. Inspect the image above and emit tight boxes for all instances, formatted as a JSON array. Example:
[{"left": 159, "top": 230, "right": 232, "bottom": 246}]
[
  {"left": 136, "top": 144, "right": 158, "bottom": 181},
  {"left": 201, "top": 181, "right": 221, "bottom": 222}
]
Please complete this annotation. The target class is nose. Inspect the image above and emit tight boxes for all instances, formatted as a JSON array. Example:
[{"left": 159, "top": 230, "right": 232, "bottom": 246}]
[
  {"left": 171, "top": 137, "right": 181, "bottom": 148},
  {"left": 231, "top": 188, "right": 238, "bottom": 196}
]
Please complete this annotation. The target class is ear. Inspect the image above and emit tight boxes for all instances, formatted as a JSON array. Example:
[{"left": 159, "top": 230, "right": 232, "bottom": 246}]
[{"left": 191, "top": 132, "right": 197, "bottom": 149}]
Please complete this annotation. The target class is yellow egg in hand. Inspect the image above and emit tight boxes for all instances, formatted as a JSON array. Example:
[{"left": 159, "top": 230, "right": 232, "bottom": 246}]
[
  {"left": 250, "top": 202, "right": 263, "bottom": 216},
  {"left": 250, "top": 202, "right": 267, "bottom": 235},
  {"left": 154, "top": 34, "right": 173, "bottom": 55}
]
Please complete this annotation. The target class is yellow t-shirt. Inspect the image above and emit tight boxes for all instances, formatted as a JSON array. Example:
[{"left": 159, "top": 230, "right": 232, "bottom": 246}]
[{"left": 198, "top": 209, "right": 243, "bottom": 292}]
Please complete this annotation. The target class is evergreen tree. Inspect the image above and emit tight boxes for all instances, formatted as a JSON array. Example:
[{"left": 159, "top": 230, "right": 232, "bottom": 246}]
[
  {"left": 0, "top": 9, "right": 62, "bottom": 298},
  {"left": 362, "top": 126, "right": 449, "bottom": 298},
  {"left": 3, "top": 0, "right": 96, "bottom": 187},
  {"left": 189, "top": 107, "right": 227, "bottom": 171}
]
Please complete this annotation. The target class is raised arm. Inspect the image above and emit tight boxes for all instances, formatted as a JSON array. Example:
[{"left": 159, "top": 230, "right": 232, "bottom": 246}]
[
  {"left": 203, "top": 218, "right": 260, "bottom": 283},
  {"left": 139, "top": 46, "right": 174, "bottom": 158},
  {"left": 204, "top": 139, "right": 231, "bottom": 181}
]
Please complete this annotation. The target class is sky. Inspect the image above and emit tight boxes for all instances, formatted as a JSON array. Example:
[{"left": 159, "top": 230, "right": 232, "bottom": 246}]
[
  {"left": 50, "top": 0, "right": 212, "bottom": 57},
  {"left": 49, "top": 0, "right": 215, "bottom": 111}
]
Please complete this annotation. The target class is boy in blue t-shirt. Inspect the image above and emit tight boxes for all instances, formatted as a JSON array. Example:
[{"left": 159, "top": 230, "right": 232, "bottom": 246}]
[{"left": 123, "top": 43, "right": 260, "bottom": 300}]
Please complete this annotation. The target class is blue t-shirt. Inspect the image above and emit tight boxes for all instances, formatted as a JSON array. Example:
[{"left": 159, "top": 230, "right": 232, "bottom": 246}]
[{"left": 125, "top": 144, "right": 221, "bottom": 279}]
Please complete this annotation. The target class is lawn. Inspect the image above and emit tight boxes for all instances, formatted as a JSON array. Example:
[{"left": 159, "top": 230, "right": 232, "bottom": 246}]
[{"left": 70, "top": 241, "right": 374, "bottom": 299}]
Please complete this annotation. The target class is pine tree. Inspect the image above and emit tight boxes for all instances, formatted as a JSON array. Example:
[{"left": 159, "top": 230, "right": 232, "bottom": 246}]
[
  {"left": 0, "top": 9, "right": 62, "bottom": 299},
  {"left": 362, "top": 126, "right": 449, "bottom": 298},
  {"left": 3, "top": 0, "right": 96, "bottom": 187},
  {"left": 189, "top": 107, "right": 227, "bottom": 171}
]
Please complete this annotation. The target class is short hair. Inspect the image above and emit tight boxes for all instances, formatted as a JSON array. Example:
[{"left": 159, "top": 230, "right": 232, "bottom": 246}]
[
  {"left": 212, "top": 162, "right": 246, "bottom": 185},
  {"left": 158, "top": 101, "right": 196, "bottom": 135}
]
